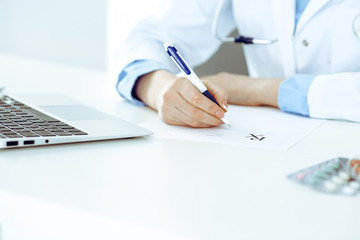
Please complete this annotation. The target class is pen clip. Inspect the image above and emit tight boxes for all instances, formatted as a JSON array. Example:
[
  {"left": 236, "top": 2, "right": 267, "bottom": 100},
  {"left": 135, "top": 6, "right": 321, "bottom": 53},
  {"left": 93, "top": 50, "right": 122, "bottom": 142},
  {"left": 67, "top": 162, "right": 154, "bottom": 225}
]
[{"left": 166, "top": 46, "right": 191, "bottom": 75}]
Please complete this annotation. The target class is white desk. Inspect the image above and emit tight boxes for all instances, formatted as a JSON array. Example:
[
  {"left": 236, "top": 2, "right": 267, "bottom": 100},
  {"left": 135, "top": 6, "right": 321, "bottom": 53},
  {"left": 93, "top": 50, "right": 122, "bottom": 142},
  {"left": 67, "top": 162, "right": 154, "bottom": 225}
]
[{"left": 0, "top": 54, "right": 359, "bottom": 240}]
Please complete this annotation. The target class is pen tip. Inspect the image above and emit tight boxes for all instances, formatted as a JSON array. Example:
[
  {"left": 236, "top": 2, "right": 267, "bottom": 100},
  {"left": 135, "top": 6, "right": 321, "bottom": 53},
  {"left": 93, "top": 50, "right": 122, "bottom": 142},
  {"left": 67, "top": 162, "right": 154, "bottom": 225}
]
[{"left": 221, "top": 117, "right": 231, "bottom": 128}]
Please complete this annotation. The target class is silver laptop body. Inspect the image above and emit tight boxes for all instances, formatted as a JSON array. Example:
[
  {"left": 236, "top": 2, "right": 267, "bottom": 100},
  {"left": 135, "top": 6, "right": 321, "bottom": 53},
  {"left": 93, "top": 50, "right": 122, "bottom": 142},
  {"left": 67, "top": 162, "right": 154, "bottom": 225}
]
[{"left": 0, "top": 92, "right": 152, "bottom": 149}]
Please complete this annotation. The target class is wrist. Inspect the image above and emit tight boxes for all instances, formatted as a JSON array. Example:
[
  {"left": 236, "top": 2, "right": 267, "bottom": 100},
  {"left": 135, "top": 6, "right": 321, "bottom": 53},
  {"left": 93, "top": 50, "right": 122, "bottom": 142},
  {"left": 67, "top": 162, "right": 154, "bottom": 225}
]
[
  {"left": 135, "top": 70, "right": 175, "bottom": 110},
  {"left": 223, "top": 73, "right": 283, "bottom": 107},
  {"left": 255, "top": 78, "right": 283, "bottom": 107}
]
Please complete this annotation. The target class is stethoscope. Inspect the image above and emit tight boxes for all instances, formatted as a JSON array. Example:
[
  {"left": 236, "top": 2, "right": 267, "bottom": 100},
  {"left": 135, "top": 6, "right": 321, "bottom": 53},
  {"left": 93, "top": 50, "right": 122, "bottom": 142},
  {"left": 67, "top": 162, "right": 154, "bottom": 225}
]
[
  {"left": 212, "top": 0, "right": 360, "bottom": 44},
  {"left": 212, "top": 0, "right": 278, "bottom": 45}
]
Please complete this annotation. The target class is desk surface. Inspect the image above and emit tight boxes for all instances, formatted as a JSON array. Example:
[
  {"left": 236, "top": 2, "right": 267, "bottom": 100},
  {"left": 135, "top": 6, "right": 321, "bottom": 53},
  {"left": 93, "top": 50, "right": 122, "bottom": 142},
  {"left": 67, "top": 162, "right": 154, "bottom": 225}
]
[{"left": 0, "top": 54, "right": 360, "bottom": 240}]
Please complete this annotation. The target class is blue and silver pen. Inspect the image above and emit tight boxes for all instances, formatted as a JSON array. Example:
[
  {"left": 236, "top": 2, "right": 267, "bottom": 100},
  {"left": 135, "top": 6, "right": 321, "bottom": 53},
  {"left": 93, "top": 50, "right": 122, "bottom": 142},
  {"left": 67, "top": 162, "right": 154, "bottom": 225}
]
[{"left": 164, "top": 42, "right": 231, "bottom": 127}]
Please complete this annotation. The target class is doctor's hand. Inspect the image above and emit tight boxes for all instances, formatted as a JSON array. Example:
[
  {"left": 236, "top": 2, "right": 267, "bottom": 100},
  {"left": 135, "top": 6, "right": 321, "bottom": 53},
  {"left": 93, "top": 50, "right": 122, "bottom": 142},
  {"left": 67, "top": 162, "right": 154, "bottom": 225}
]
[
  {"left": 135, "top": 70, "right": 228, "bottom": 128},
  {"left": 201, "top": 72, "right": 283, "bottom": 108}
]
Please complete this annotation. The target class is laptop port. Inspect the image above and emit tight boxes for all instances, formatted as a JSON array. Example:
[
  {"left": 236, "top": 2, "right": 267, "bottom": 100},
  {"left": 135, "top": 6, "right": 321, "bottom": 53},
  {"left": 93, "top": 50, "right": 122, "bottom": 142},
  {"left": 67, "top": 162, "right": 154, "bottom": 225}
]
[
  {"left": 6, "top": 141, "right": 18, "bottom": 146},
  {"left": 24, "top": 140, "right": 35, "bottom": 145}
]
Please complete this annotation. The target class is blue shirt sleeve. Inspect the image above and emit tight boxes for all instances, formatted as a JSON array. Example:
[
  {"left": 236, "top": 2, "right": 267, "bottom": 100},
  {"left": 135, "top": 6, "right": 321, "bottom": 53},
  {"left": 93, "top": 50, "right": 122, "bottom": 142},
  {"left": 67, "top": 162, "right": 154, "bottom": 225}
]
[
  {"left": 278, "top": 75, "right": 316, "bottom": 117},
  {"left": 116, "top": 60, "right": 168, "bottom": 106}
]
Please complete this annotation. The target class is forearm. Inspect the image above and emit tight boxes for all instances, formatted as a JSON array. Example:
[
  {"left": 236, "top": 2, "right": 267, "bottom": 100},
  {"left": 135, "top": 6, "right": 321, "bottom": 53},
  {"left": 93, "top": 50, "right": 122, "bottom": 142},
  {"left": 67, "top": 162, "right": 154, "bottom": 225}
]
[
  {"left": 135, "top": 70, "right": 175, "bottom": 111},
  {"left": 203, "top": 72, "right": 283, "bottom": 108},
  {"left": 231, "top": 77, "right": 283, "bottom": 108}
]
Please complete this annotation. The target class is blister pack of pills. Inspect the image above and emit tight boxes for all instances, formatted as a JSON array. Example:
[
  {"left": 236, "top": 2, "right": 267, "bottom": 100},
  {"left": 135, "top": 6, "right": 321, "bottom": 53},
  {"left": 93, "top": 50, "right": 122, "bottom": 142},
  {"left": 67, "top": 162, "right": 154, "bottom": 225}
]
[{"left": 287, "top": 157, "right": 360, "bottom": 196}]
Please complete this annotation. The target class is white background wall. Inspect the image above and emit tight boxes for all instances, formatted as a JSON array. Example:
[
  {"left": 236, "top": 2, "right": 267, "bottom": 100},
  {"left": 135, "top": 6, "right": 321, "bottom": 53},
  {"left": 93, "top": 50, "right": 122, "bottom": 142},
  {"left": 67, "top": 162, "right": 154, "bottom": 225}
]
[
  {"left": 0, "top": 0, "right": 247, "bottom": 75},
  {"left": 0, "top": 0, "right": 107, "bottom": 70}
]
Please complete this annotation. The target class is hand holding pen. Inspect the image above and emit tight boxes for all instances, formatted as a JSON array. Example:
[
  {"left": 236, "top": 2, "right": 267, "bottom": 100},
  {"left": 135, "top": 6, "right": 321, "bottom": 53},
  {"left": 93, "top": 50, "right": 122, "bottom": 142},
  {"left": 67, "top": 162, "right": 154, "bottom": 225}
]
[
  {"left": 164, "top": 43, "right": 231, "bottom": 127},
  {"left": 134, "top": 43, "right": 230, "bottom": 128}
]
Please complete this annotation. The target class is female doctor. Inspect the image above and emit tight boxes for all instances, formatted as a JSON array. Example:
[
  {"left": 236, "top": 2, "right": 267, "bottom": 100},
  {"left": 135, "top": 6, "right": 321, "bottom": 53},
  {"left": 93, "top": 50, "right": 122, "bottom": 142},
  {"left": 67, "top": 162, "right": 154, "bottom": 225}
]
[{"left": 116, "top": 0, "right": 360, "bottom": 128}]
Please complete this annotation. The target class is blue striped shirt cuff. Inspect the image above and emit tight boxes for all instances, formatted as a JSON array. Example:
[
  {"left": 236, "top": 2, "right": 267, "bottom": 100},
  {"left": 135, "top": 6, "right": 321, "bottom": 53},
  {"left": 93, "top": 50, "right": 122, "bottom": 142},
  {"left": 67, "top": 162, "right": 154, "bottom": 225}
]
[
  {"left": 278, "top": 74, "right": 316, "bottom": 117},
  {"left": 116, "top": 60, "right": 168, "bottom": 106}
]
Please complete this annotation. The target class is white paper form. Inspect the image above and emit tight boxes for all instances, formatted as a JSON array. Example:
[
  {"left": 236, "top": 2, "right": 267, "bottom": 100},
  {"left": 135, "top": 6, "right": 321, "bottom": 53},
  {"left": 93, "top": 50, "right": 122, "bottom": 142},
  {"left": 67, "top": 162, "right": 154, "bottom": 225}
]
[{"left": 141, "top": 106, "right": 325, "bottom": 150}]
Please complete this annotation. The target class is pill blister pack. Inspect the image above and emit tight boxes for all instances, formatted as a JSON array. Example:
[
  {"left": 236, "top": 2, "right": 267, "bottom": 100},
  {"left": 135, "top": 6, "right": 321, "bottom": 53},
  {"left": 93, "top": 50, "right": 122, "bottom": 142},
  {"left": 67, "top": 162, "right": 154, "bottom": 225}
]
[{"left": 287, "top": 157, "right": 360, "bottom": 196}]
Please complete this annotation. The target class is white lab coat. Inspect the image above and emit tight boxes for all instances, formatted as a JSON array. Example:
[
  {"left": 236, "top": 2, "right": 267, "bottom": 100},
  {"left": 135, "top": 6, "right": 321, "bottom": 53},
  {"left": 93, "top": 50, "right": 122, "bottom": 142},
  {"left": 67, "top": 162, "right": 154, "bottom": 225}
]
[{"left": 115, "top": 0, "right": 360, "bottom": 122}]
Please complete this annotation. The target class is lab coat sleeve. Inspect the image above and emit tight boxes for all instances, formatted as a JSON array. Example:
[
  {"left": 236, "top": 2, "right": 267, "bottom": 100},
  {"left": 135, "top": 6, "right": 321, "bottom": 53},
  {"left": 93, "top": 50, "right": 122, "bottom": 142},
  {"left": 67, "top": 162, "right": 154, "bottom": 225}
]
[
  {"left": 307, "top": 72, "right": 360, "bottom": 122},
  {"left": 278, "top": 74, "right": 315, "bottom": 117},
  {"left": 114, "top": 0, "right": 236, "bottom": 79},
  {"left": 116, "top": 60, "right": 168, "bottom": 106}
]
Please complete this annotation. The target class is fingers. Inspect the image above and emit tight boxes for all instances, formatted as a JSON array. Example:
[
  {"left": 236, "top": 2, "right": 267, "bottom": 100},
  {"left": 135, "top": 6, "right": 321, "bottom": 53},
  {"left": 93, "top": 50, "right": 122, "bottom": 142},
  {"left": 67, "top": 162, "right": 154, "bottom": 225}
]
[
  {"left": 158, "top": 77, "right": 225, "bottom": 128},
  {"left": 203, "top": 80, "right": 229, "bottom": 112},
  {"left": 175, "top": 92, "right": 223, "bottom": 127},
  {"left": 175, "top": 78, "right": 226, "bottom": 118},
  {"left": 159, "top": 102, "right": 215, "bottom": 128},
  {"left": 174, "top": 106, "right": 215, "bottom": 128}
]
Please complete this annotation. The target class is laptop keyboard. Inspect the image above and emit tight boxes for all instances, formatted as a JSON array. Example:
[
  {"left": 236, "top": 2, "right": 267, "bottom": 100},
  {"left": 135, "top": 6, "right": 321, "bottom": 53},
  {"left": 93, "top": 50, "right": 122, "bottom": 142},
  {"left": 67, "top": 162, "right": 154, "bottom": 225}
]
[{"left": 0, "top": 95, "right": 88, "bottom": 139}]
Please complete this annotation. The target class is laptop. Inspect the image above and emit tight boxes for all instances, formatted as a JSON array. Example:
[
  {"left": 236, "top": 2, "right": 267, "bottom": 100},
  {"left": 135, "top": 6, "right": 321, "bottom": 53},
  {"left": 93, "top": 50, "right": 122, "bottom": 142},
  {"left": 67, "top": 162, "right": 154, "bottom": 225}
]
[{"left": 0, "top": 91, "right": 152, "bottom": 149}]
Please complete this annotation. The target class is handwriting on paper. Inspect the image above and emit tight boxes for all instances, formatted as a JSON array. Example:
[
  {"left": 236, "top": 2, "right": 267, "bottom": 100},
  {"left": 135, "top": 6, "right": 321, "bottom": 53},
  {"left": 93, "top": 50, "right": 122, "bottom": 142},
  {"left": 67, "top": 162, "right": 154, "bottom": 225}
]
[
  {"left": 246, "top": 134, "right": 266, "bottom": 141},
  {"left": 141, "top": 105, "right": 325, "bottom": 150}
]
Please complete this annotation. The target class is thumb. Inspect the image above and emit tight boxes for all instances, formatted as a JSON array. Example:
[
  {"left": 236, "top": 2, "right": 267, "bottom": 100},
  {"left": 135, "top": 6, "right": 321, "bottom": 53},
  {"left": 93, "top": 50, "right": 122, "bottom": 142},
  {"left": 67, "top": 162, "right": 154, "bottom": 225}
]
[{"left": 204, "top": 81, "right": 229, "bottom": 112}]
